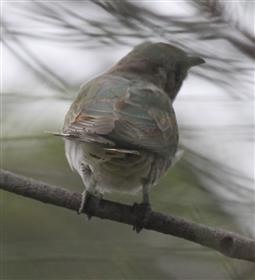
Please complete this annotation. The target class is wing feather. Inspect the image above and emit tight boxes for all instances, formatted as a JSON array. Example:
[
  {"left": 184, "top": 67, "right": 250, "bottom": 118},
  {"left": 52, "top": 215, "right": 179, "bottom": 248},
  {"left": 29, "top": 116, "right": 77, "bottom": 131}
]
[{"left": 63, "top": 75, "right": 178, "bottom": 155}]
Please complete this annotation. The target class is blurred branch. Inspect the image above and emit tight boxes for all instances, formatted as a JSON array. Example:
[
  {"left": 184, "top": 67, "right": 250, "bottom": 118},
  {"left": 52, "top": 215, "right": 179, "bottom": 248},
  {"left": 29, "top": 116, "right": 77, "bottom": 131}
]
[
  {"left": 190, "top": 0, "right": 255, "bottom": 50},
  {"left": 2, "top": 23, "right": 69, "bottom": 94},
  {"left": 3, "top": 0, "right": 253, "bottom": 97},
  {"left": 1, "top": 169, "right": 254, "bottom": 262}
]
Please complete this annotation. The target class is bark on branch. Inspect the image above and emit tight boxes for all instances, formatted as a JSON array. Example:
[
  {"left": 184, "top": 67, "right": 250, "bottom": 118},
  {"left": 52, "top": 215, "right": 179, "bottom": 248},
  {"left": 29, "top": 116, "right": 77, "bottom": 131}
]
[{"left": 0, "top": 169, "right": 254, "bottom": 262}]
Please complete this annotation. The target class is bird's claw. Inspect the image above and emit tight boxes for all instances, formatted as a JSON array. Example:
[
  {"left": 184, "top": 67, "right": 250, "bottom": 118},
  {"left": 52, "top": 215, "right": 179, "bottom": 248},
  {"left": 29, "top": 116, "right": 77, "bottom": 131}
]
[
  {"left": 132, "top": 202, "right": 152, "bottom": 233},
  {"left": 77, "top": 190, "right": 89, "bottom": 215},
  {"left": 77, "top": 190, "right": 102, "bottom": 220}
]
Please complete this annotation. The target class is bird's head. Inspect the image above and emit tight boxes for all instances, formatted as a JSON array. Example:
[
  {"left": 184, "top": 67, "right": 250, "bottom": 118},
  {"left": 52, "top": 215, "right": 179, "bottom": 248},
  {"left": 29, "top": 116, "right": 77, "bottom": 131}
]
[{"left": 115, "top": 42, "right": 205, "bottom": 101}]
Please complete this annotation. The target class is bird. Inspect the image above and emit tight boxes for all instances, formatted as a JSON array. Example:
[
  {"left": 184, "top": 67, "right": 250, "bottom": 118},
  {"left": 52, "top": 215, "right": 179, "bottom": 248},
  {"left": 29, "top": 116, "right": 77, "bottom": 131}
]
[{"left": 61, "top": 42, "right": 204, "bottom": 231}]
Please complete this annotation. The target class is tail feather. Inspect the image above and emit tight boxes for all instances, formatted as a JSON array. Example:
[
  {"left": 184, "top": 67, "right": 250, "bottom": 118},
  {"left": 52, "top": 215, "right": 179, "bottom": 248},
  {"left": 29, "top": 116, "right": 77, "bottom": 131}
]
[
  {"left": 104, "top": 148, "right": 140, "bottom": 155},
  {"left": 45, "top": 131, "right": 115, "bottom": 146}
]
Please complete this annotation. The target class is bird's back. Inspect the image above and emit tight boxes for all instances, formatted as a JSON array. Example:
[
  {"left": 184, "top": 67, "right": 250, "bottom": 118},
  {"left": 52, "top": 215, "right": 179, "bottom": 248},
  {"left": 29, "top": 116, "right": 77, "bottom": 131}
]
[{"left": 63, "top": 73, "right": 178, "bottom": 157}]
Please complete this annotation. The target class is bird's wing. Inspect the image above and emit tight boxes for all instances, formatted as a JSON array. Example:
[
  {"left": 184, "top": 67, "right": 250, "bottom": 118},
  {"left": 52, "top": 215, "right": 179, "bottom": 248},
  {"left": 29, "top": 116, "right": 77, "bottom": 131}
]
[
  {"left": 63, "top": 75, "right": 178, "bottom": 156},
  {"left": 63, "top": 76, "right": 117, "bottom": 146}
]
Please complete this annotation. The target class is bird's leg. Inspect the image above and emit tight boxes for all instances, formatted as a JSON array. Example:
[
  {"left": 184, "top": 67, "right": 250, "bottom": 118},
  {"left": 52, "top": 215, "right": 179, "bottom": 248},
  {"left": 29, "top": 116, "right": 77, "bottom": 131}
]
[
  {"left": 142, "top": 182, "right": 151, "bottom": 207},
  {"left": 132, "top": 179, "right": 152, "bottom": 233},
  {"left": 78, "top": 189, "right": 103, "bottom": 219},
  {"left": 77, "top": 189, "right": 89, "bottom": 215},
  {"left": 78, "top": 171, "right": 103, "bottom": 219}
]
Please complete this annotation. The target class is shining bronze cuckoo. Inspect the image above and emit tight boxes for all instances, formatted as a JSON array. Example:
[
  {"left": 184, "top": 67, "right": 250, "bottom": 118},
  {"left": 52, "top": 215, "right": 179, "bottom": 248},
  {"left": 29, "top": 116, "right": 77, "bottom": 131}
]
[{"left": 61, "top": 42, "right": 205, "bottom": 230}]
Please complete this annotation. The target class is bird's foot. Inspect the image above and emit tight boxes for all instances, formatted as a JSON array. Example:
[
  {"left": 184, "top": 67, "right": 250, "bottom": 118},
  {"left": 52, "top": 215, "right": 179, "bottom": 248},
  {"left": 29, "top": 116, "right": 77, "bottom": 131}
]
[
  {"left": 132, "top": 202, "right": 152, "bottom": 233},
  {"left": 77, "top": 190, "right": 102, "bottom": 220},
  {"left": 77, "top": 190, "right": 88, "bottom": 215}
]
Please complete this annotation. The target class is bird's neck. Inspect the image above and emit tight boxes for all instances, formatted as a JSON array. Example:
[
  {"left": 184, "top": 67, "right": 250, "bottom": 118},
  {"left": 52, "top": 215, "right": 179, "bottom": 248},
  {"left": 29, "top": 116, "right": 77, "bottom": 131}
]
[{"left": 107, "top": 59, "right": 168, "bottom": 91}]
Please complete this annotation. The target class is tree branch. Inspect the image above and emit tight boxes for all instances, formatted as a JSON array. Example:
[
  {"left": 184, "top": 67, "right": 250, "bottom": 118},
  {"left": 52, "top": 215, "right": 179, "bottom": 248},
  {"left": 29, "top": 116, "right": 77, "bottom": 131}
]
[{"left": 0, "top": 169, "right": 254, "bottom": 262}]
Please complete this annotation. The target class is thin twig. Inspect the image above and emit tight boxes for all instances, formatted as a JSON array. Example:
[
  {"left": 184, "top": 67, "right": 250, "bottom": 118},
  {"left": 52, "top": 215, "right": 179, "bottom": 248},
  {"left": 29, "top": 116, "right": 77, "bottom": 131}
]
[{"left": 0, "top": 169, "right": 254, "bottom": 262}]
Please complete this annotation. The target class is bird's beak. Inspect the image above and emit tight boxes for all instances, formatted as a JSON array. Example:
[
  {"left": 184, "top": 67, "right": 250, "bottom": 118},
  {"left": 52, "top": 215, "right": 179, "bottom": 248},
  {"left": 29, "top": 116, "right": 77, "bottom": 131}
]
[{"left": 187, "top": 56, "right": 205, "bottom": 68}]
